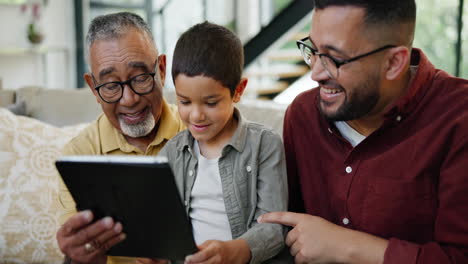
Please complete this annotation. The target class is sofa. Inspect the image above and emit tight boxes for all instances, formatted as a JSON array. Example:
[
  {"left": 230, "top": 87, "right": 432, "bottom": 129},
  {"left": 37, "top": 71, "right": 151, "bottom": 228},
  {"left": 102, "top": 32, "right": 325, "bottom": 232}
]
[{"left": 0, "top": 85, "right": 288, "bottom": 264}]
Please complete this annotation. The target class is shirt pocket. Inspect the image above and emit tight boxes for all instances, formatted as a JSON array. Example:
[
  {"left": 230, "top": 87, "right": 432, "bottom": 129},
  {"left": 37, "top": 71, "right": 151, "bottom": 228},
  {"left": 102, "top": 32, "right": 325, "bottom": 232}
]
[{"left": 361, "top": 176, "right": 437, "bottom": 242}]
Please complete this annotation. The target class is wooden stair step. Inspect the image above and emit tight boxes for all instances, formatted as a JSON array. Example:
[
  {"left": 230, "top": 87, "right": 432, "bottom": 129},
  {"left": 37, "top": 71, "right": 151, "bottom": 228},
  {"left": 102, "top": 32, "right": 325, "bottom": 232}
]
[
  {"left": 244, "top": 64, "right": 309, "bottom": 79},
  {"left": 265, "top": 49, "right": 303, "bottom": 62}
]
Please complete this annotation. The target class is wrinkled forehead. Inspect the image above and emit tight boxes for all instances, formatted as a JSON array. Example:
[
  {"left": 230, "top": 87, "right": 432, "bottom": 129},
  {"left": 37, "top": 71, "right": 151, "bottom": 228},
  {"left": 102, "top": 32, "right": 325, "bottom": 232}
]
[
  {"left": 87, "top": 29, "right": 157, "bottom": 67},
  {"left": 89, "top": 31, "right": 158, "bottom": 70}
]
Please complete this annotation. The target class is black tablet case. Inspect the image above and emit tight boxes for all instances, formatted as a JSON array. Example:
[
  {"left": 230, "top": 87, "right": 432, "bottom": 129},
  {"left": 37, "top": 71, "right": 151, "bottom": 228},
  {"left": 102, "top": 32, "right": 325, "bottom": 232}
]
[{"left": 55, "top": 156, "right": 197, "bottom": 260}]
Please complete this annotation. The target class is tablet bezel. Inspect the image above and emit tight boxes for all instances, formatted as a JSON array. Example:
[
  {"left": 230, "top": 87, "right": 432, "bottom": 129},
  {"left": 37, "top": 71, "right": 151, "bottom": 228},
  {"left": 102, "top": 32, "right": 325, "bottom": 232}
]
[{"left": 56, "top": 155, "right": 198, "bottom": 260}]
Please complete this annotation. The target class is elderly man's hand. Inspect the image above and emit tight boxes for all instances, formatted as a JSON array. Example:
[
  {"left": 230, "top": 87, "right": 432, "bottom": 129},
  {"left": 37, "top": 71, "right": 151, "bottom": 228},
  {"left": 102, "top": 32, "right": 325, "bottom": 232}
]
[
  {"left": 258, "top": 212, "right": 388, "bottom": 264},
  {"left": 56, "top": 210, "right": 126, "bottom": 264}
]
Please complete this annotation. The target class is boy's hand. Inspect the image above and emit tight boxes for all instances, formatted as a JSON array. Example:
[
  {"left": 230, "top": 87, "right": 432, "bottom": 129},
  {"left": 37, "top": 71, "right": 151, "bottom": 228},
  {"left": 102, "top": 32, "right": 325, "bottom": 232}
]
[
  {"left": 136, "top": 258, "right": 169, "bottom": 264},
  {"left": 184, "top": 239, "right": 251, "bottom": 264}
]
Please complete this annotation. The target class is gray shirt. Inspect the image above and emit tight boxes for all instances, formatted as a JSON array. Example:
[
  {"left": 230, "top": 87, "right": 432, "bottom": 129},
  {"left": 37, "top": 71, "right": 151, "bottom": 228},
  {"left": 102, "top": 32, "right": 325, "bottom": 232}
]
[{"left": 160, "top": 108, "right": 288, "bottom": 263}]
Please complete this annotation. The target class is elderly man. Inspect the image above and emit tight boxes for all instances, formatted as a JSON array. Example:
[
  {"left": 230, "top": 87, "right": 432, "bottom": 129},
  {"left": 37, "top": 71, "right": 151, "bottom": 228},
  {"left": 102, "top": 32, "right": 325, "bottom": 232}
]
[
  {"left": 56, "top": 12, "right": 184, "bottom": 264},
  {"left": 260, "top": 0, "right": 468, "bottom": 263}
]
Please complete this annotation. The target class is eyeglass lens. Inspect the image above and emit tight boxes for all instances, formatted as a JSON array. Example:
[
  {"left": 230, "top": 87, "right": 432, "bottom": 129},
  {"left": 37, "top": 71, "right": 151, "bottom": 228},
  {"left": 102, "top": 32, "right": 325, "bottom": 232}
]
[
  {"left": 300, "top": 43, "right": 337, "bottom": 79},
  {"left": 99, "top": 74, "right": 154, "bottom": 102}
]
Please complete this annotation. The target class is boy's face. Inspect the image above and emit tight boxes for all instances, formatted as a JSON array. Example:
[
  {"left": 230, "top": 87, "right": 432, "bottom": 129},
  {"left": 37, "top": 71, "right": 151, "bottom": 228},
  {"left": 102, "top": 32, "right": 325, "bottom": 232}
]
[{"left": 174, "top": 74, "right": 246, "bottom": 146}]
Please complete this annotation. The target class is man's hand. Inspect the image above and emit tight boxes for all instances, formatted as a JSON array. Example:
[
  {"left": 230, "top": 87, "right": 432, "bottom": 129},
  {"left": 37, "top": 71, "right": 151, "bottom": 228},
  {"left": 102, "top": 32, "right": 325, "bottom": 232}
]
[
  {"left": 56, "top": 210, "right": 126, "bottom": 264},
  {"left": 184, "top": 239, "right": 251, "bottom": 264},
  {"left": 258, "top": 212, "right": 388, "bottom": 264}
]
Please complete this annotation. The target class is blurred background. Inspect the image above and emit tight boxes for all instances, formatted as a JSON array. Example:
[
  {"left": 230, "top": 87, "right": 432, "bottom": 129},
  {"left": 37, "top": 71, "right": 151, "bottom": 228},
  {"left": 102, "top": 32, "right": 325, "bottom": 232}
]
[{"left": 0, "top": 0, "right": 466, "bottom": 104}]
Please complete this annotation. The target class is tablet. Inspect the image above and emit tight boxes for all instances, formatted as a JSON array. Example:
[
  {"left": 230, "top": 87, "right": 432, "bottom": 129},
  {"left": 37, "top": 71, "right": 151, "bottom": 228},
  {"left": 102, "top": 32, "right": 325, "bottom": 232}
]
[{"left": 55, "top": 155, "right": 197, "bottom": 260}]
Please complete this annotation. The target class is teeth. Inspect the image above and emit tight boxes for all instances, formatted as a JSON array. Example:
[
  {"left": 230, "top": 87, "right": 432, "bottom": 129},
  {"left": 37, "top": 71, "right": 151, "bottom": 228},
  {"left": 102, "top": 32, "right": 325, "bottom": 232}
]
[
  {"left": 321, "top": 87, "right": 341, "bottom": 94},
  {"left": 124, "top": 110, "right": 143, "bottom": 117}
]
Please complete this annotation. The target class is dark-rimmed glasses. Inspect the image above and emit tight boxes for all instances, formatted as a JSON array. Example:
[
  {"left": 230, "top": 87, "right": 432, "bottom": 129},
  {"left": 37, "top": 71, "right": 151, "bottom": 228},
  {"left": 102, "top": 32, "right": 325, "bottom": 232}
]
[
  {"left": 296, "top": 37, "right": 396, "bottom": 79},
  {"left": 92, "top": 57, "right": 159, "bottom": 103}
]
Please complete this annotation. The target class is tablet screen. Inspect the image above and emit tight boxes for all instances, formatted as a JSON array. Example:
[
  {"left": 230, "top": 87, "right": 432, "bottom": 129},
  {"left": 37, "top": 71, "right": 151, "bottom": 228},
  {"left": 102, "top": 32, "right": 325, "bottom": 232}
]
[{"left": 56, "top": 155, "right": 197, "bottom": 261}]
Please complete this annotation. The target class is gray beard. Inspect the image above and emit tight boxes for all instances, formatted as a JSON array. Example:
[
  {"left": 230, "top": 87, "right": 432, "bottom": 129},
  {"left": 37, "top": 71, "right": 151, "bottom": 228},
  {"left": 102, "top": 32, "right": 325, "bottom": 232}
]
[{"left": 119, "top": 111, "right": 155, "bottom": 138}]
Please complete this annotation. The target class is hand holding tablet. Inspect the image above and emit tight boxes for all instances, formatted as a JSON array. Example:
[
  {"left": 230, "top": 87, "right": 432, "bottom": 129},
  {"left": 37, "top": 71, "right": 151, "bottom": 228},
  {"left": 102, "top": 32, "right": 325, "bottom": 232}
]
[{"left": 55, "top": 155, "right": 198, "bottom": 261}]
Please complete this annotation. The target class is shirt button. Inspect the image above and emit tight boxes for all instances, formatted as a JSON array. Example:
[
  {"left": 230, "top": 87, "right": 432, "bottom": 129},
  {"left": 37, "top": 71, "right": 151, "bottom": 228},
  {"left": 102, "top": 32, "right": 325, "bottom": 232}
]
[
  {"left": 246, "top": 166, "right": 252, "bottom": 172},
  {"left": 396, "top": 115, "right": 402, "bottom": 122},
  {"left": 345, "top": 166, "right": 352, "bottom": 173},
  {"left": 342, "top": 217, "right": 350, "bottom": 225},
  {"left": 188, "top": 170, "right": 193, "bottom": 176}
]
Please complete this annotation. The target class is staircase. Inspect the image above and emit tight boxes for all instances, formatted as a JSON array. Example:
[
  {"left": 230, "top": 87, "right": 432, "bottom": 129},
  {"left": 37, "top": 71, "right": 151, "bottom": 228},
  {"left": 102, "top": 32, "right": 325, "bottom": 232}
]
[
  {"left": 81, "top": 0, "right": 315, "bottom": 103},
  {"left": 244, "top": 17, "right": 312, "bottom": 100},
  {"left": 242, "top": 0, "right": 314, "bottom": 100}
]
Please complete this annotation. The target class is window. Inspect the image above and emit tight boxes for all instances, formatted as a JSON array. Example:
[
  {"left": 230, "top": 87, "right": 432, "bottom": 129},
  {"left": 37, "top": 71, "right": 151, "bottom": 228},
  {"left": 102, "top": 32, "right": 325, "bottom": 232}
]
[
  {"left": 461, "top": 1, "right": 467, "bottom": 77},
  {"left": 414, "top": 0, "right": 466, "bottom": 77}
]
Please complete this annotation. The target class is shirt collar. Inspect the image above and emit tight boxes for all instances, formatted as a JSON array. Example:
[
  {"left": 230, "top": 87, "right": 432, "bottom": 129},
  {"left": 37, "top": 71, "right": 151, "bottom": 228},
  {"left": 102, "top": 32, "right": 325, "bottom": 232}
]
[
  {"left": 100, "top": 99, "right": 179, "bottom": 154},
  {"left": 176, "top": 107, "right": 247, "bottom": 154},
  {"left": 383, "top": 48, "right": 437, "bottom": 120},
  {"left": 226, "top": 108, "right": 247, "bottom": 153}
]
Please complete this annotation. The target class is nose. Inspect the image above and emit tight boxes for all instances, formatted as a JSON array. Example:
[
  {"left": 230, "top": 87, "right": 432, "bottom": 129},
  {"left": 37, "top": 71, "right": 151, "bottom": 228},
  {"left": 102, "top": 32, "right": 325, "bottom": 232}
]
[
  {"left": 119, "top": 84, "right": 140, "bottom": 107},
  {"left": 190, "top": 105, "right": 205, "bottom": 122},
  {"left": 310, "top": 57, "right": 330, "bottom": 83}
]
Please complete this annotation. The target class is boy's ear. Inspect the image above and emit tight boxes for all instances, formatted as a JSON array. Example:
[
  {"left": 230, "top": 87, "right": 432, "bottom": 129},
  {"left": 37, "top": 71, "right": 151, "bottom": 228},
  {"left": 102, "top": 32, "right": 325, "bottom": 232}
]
[{"left": 233, "top": 78, "right": 248, "bottom": 103}]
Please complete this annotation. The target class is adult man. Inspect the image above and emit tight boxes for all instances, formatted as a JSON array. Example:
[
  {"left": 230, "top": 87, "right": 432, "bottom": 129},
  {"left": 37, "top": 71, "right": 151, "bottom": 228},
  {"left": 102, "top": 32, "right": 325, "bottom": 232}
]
[
  {"left": 56, "top": 12, "right": 184, "bottom": 264},
  {"left": 259, "top": 0, "right": 468, "bottom": 263}
]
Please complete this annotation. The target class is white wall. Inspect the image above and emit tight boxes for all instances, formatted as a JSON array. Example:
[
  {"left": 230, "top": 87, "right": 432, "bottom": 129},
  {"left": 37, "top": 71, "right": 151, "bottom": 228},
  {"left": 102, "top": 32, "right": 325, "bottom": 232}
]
[{"left": 0, "top": 0, "right": 76, "bottom": 90}]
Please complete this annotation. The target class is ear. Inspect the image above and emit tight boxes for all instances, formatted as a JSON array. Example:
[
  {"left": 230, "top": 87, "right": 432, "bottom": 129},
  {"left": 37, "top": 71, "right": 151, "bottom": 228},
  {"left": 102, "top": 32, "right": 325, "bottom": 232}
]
[
  {"left": 384, "top": 46, "right": 411, "bottom": 80},
  {"left": 84, "top": 73, "right": 102, "bottom": 104},
  {"left": 233, "top": 78, "right": 248, "bottom": 103},
  {"left": 157, "top": 54, "right": 167, "bottom": 87}
]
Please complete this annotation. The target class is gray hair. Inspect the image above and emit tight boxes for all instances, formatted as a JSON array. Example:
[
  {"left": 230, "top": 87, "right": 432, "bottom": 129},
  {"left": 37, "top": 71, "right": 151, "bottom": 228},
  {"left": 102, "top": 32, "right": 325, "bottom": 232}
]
[{"left": 85, "top": 12, "right": 156, "bottom": 63}]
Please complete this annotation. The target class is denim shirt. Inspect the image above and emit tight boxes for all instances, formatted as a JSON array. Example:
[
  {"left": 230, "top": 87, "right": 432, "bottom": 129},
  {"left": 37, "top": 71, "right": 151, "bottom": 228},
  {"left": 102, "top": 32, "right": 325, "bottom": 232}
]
[{"left": 160, "top": 108, "right": 288, "bottom": 263}]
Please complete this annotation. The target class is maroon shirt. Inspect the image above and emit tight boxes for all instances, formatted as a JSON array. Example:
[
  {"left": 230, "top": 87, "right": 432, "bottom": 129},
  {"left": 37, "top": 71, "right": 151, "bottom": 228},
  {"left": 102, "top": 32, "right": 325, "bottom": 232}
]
[{"left": 283, "top": 49, "right": 468, "bottom": 263}]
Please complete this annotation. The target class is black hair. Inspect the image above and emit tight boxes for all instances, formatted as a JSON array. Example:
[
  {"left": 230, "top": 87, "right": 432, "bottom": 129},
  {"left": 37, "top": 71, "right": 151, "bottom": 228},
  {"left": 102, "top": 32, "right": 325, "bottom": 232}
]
[
  {"left": 172, "top": 21, "right": 244, "bottom": 96},
  {"left": 313, "top": 0, "right": 416, "bottom": 26}
]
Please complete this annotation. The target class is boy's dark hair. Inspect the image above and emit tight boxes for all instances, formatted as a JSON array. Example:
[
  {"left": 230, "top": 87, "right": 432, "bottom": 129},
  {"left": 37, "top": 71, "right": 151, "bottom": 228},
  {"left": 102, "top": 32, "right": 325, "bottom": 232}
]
[
  {"left": 313, "top": 0, "right": 416, "bottom": 26},
  {"left": 172, "top": 21, "right": 244, "bottom": 96}
]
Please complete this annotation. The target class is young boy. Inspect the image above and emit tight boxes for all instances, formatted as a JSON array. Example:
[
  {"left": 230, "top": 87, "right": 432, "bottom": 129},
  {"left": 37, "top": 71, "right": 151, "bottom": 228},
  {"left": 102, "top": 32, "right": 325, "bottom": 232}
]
[{"left": 159, "top": 22, "right": 288, "bottom": 264}]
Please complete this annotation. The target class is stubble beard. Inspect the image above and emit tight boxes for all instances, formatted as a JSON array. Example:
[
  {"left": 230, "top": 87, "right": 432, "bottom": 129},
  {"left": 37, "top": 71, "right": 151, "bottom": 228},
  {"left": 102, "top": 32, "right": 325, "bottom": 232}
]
[{"left": 320, "top": 73, "right": 381, "bottom": 122}]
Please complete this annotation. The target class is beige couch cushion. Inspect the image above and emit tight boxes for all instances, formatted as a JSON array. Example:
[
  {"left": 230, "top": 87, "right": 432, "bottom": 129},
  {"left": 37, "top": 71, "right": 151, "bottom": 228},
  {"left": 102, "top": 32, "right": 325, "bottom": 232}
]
[
  {"left": 15, "top": 86, "right": 102, "bottom": 127},
  {"left": 0, "top": 89, "right": 15, "bottom": 107},
  {"left": 0, "top": 108, "right": 86, "bottom": 263}
]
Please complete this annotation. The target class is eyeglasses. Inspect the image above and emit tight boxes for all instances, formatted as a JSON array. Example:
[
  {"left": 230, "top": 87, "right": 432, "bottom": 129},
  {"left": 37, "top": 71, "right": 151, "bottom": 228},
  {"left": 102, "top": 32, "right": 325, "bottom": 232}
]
[
  {"left": 92, "top": 58, "right": 159, "bottom": 103},
  {"left": 296, "top": 37, "right": 396, "bottom": 79}
]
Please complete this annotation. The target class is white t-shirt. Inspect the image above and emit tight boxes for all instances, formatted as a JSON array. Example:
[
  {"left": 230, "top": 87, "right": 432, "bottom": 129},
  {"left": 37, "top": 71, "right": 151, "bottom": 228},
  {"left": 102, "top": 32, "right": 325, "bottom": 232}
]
[
  {"left": 189, "top": 141, "right": 233, "bottom": 245},
  {"left": 335, "top": 121, "right": 366, "bottom": 147}
]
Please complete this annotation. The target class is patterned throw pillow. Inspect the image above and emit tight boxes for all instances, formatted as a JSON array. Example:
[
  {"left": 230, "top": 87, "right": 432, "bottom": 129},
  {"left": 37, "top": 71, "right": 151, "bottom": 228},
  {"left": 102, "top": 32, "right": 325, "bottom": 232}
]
[{"left": 0, "top": 108, "right": 87, "bottom": 264}]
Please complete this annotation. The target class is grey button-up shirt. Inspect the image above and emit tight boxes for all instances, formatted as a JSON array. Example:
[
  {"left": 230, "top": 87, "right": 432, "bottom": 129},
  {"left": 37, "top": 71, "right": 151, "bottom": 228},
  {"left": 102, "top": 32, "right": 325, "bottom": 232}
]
[{"left": 160, "top": 109, "right": 288, "bottom": 263}]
